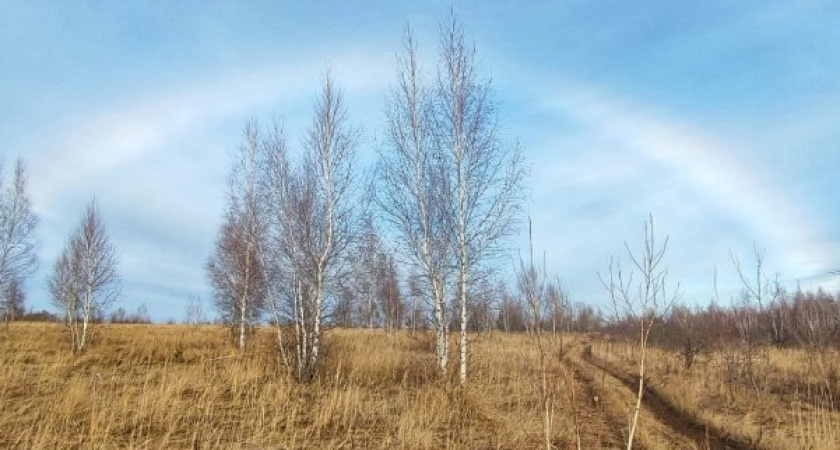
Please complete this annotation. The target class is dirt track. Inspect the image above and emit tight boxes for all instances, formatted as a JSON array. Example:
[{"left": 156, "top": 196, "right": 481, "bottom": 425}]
[{"left": 575, "top": 342, "right": 754, "bottom": 450}]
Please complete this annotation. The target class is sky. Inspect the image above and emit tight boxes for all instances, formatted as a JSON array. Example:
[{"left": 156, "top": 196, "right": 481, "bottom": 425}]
[{"left": 2, "top": 1, "right": 839, "bottom": 321}]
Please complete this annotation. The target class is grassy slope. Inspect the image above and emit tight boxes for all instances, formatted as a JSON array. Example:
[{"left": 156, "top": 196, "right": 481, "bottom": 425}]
[{"left": 0, "top": 324, "right": 605, "bottom": 449}]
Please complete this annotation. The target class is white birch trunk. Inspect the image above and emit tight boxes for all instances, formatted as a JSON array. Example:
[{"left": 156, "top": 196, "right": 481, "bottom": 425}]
[
  {"left": 458, "top": 264, "right": 468, "bottom": 384},
  {"left": 79, "top": 287, "right": 93, "bottom": 351},
  {"left": 627, "top": 337, "right": 645, "bottom": 450},
  {"left": 432, "top": 279, "right": 448, "bottom": 372}
]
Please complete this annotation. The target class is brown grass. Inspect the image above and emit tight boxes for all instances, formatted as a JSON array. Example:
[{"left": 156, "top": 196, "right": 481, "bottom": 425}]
[
  {"left": 591, "top": 338, "right": 840, "bottom": 450},
  {"left": 0, "top": 324, "right": 616, "bottom": 449},
  {"left": 5, "top": 324, "right": 832, "bottom": 449}
]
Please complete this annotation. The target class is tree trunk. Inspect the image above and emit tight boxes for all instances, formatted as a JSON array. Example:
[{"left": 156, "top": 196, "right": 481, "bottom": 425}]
[
  {"left": 293, "top": 279, "right": 306, "bottom": 380},
  {"left": 433, "top": 280, "right": 448, "bottom": 373},
  {"left": 627, "top": 326, "right": 647, "bottom": 450},
  {"left": 80, "top": 288, "right": 93, "bottom": 351},
  {"left": 459, "top": 266, "right": 468, "bottom": 384},
  {"left": 312, "top": 272, "right": 323, "bottom": 378},
  {"left": 239, "top": 243, "right": 251, "bottom": 350}
]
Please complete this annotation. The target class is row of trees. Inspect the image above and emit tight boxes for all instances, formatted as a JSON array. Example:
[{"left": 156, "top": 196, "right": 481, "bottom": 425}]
[
  {"left": 208, "top": 17, "right": 526, "bottom": 384},
  {"left": 650, "top": 286, "right": 840, "bottom": 364}
]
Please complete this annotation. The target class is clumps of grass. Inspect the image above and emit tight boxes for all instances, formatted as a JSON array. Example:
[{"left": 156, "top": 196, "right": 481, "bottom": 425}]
[{"left": 0, "top": 324, "right": 592, "bottom": 449}]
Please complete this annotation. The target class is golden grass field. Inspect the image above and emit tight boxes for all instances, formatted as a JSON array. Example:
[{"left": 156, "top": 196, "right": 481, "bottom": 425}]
[{"left": 1, "top": 323, "right": 838, "bottom": 449}]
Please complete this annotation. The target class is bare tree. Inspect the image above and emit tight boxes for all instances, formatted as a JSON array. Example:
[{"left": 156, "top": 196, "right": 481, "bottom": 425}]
[
  {"left": 293, "top": 73, "right": 361, "bottom": 380},
  {"left": 468, "top": 277, "right": 498, "bottom": 333},
  {"left": 49, "top": 201, "right": 120, "bottom": 352},
  {"left": 259, "top": 75, "right": 361, "bottom": 381},
  {"left": 516, "top": 221, "right": 556, "bottom": 450},
  {"left": 49, "top": 247, "right": 78, "bottom": 349},
  {"left": 599, "top": 214, "right": 679, "bottom": 450},
  {"left": 184, "top": 295, "right": 206, "bottom": 326},
  {"left": 728, "top": 244, "right": 787, "bottom": 402},
  {"left": 378, "top": 19, "right": 525, "bottom": 382},
  {"left": 433, "top": 16, "right": 527, "bottom": 384},
  {"left": 497, "top": 283, "right": 520, "bottom": 333},
  {"left": 0, "top": 158, "right": 38, "bottom": 323},
  {"left": 377, "top": 27, "right": 454, "bottom": 373},
  {"left": 256, "top": 118, "right": 295, "bottom": 366},
  {"left": 406, "top": 272, "right": 426, "bottom": 334},
  {"left": 332, "top": 284, "right": 357, "bottom": 328},
  {"left": 357, "top": 216, "right": 382, "bottom": 329},
  {"left": 546, "top": 281, "right": 568, "bottom": 336},
  {"left": 208, "top": 121, "right": 268, "bottom": 349},
  {"left": 731, "top": 245, "right": 784, "bottom": 368},
  {"left": 2, "top": 276, "right": 25, "bottom": 323},
  {"left": 377, "top": 252, "right": 404, "bottom": 334}
]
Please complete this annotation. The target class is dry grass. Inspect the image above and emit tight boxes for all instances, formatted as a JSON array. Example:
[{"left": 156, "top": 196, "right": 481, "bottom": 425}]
[
  {"left": 0, "top": 324, "right": 618, "bottom": 449},
  {"left": 591, "top": 338, "right": 840, "bottom": 450},
  {"left": 7, "top": 323, "right": 830, "bottom": 449}
]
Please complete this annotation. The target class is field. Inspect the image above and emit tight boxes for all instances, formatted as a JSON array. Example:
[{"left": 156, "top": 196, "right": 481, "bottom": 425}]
[{"left": 1, "top": 323, "right": 838, "bottom": 449}]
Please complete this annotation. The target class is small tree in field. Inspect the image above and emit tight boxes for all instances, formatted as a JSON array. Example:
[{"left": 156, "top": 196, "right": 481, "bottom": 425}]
[
  {"left": 290, "top": 73, "right": 361, "bottom": 380},
  {"left": 0, "top": 158, "right": 38, "bottom": 324},
  {"left": 49, "top": 201, "right": 120, "bottom": 352},
  {"left": 599, "top": 214, "right": 679, "bottom": 450},
  {"left": 730, "top": 244, "right": 783, "bottom": 386},
  {"left": 257, "top": 74, "right": 362, "bottom": 381},
  {"left": 516, "top": 221, "right": 555, "bottom": 450},
  {"left": 208, "top": 121, "right": 268, "bottom": 349},
  {"left": 184, "top": 295, "right": 206, "bottom": 326},
  {"left": 2, "top": 277, "right": 26, "bottom": 323}
]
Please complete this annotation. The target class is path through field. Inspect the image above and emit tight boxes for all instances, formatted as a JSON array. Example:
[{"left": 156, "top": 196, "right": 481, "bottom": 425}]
[{"left": 569, "top": 339, "right": 754, "bottom": 450}]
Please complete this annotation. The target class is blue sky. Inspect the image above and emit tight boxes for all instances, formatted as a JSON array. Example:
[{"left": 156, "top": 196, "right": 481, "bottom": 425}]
[{"left": 2, "top": 1, "right": 839, "bottom": 321}]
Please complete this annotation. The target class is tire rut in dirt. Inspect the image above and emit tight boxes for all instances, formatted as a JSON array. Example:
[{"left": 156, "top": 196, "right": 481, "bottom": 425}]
[
  {"left": 581, "top": 346, "right": 752, "bottom": 450},
  {"left": 563, "top": 357, "right": 637, "bottom": 449}
]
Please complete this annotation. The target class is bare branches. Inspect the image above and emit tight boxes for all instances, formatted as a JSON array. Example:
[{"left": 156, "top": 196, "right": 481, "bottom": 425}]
[
  {"left": 435, "top": 15, "right": 527, "bottom": 384},
  {"left": 231, "top": 75, "right": 363, "bottom": 381},
  {"left": 0, "top": 158, "right": 38, "bottom": 322},
  {"left": 730, "top": 244, "right": 783, "bottom": 312},
  {"left": 600, "top": 215, "right": 678, "bottom": 327},
  {"left": 377, "top": 16, "right": 526, "bottom": 383},
  {"left": 208, "top": 120, "right": 268, "bottom": 349},
  {"left": 49, "top": 200, "right": 120, "bottom": 352},
  {"left": 599, "top": 214, "right": 680, "bottom": 450},
  {"left": 378, "top": 25, "right": 453, "bottom": 374},
  {"left": 516, "top": 220, "right": 568, "bottom": 450}
]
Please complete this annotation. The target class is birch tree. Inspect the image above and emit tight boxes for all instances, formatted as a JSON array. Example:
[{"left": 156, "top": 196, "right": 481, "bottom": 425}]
[
  {"left": 433, "top": 16, "right": 526, "bottom": 384},
  {"left": 377, "top": 252, "right": 404, "bottom": 334},
  {"left": 599, "top": 214, "right": 679, "bottom": 450},
  {"left": 49, "top": 247, "right": 78, "bottom": 349},
  {"left": 517, "top": 221, "right": 556, "bottom": 450},
  {"left": 296, "top": 73, "right": 360, "bottom": 380},
  {"left": 2, "top": 277, "right": 25, "bottom": 323},
  {"left": 207, "top": 121, "right": 267, "bottom": 349},
  {"left": 0, "top": 158, "right": 38, "bottom": 322},
  {"left": 49, "top": 201, "right": 120, "bottom": 352},
  {"left": 260, "top": 75, "right": 361, "bottom": 381},
  {"left": 358, "top": 216, "right": 382, "bottom": 329},
  {"left": 257, "top": 119, "right": 295, "bottom": 366},
  {"left": 377, "top": 27, "right": 454, "bottom": 373}
]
